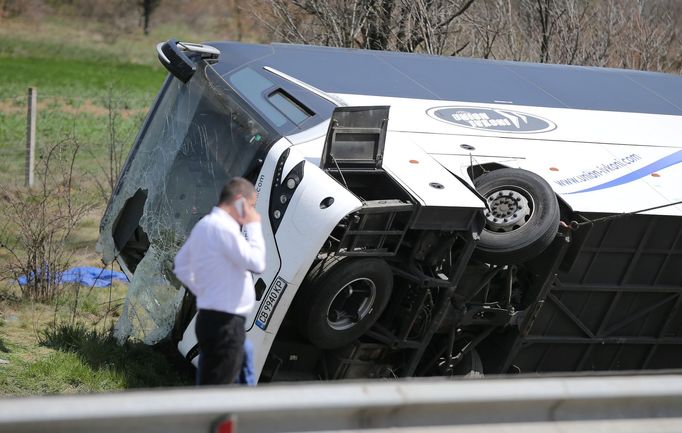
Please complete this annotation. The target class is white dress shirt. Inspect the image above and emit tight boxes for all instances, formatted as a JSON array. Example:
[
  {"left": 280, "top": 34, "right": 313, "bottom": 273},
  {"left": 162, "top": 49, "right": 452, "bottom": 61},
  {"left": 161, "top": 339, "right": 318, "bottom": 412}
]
[{"left": 174, "top": 206, "right": 266, "bottom": 316}]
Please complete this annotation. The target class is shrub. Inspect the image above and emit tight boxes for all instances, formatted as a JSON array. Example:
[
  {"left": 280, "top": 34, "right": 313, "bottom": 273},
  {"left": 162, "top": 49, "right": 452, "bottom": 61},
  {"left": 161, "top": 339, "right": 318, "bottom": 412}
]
[{"left": 0, "top": 135, "right": 95, "bottom": 301}]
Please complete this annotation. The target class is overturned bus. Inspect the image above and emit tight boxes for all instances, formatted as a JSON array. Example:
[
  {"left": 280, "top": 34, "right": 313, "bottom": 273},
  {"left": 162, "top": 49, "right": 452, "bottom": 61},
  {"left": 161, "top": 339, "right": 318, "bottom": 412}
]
[{"left": 98, "top": 39, "right": 682, "bottom": 381}]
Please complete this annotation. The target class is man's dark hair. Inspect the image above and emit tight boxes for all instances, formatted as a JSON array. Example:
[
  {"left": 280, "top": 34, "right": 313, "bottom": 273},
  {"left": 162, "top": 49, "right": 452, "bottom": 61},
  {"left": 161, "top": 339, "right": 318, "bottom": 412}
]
[{"left": 219, "top": 177, "right": 257, "bottom": 205}]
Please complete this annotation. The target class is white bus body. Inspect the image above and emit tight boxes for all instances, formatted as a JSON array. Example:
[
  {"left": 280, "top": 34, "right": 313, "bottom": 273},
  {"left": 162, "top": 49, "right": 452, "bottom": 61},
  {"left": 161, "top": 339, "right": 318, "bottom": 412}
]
[{"left": 98, "top": 40, "right": 682, "bottom": 380}]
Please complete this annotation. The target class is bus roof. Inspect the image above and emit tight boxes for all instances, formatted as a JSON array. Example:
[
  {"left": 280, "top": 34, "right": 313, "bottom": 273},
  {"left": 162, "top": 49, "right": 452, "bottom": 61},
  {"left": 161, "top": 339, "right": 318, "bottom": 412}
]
[{"left": 208, "top": 41, "right": 682, "bottom": 117}]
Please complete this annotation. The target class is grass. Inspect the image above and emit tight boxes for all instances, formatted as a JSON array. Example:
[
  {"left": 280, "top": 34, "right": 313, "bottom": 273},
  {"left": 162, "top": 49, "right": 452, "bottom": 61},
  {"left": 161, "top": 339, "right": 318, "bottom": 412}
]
[
  {"left": 0, "top": 19, "right": 166, "bottom": 102},
  {"left": 0, "top": 17, "right": 163, "bottom": 187},
  {"left": 0, "top": 110, "right": 146, "bottom": 189},
  {"left": 0, "top": 20, "right": 160, "bottom": 212},
  {"left": 0, "top": 13, "right": 241, "bottom": 69},
  {"left": 0, "top": 55, "right": 164, "bottom": 100},
  {"left": 40, "top": 323, "right": 192, "bottom": 389},
  {"left": 0, "top": 283, "right": 194, "bottom": 396},
  {"left": 0, "top": 17, "right": 160, "bottom": 268},
  {"left": 2, "top": 351, "right": 126, "bottom": 395},
  {"left": 0, "top": 12, "right": 245, "bottom": 100},
  {"left": 0, "top": 14, "right": 208, "bottom": 396}
]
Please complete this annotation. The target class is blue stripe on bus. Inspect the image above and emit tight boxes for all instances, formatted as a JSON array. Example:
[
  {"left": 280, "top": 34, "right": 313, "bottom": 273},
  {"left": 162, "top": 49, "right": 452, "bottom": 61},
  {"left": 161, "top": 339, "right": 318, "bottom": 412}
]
[{"left": 568, "top": 149, "right": 682, "bottom": 194}]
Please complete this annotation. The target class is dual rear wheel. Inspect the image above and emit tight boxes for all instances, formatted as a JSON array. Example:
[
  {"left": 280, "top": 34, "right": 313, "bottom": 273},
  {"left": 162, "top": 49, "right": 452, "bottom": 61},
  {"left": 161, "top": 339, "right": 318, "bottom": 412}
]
[{"left": 474, "top": 168, "right": 561, "bottom": 264}]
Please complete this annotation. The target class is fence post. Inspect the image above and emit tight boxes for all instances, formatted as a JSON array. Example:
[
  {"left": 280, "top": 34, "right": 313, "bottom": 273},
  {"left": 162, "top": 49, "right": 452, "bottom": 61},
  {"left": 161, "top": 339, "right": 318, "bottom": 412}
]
[{"left": 25, "top": 87, "right": 37, "bottom": 188}]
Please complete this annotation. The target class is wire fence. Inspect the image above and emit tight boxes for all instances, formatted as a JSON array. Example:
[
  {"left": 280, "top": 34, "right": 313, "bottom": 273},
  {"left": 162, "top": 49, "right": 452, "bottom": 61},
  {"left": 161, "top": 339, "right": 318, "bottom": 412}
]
[
  {"left": 0, "top": 92, "right": 156, "bottom": 112},
  {"left": 0, "top": 91, "right": 157, "bottom": 103},
  {"left": 0, "top": 88, "right": 149, "bottom": 187}
]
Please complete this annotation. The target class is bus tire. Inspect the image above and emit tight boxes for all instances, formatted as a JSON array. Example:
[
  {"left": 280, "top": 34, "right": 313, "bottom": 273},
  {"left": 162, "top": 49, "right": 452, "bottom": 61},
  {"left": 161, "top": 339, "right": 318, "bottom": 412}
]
[
  {"left": 474, "top": 168, "right": 560, "bottom": 264},
  {"left": 297, "top": 258, "right": 393, "bottom": 349}
]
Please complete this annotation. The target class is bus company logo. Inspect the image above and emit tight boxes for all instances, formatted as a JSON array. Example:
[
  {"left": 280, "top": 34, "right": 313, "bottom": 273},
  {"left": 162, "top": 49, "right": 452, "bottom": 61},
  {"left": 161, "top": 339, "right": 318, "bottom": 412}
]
[
  {"left": 427, "top": 106, "right": 556, "bottom": 134},
  {"left": 255, "top": 277, "right": 288, "bottom": 330}
]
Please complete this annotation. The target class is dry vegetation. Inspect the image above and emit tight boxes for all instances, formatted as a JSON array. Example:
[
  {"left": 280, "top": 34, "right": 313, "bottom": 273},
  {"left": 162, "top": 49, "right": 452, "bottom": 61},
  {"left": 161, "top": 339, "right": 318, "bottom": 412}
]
[
  {"left": 3, "top": 0, "right": 680, "bottom": 71},
  {"left": 0, "top": 0, "right": 266, "bottom": 45},
  {"left": 259, "top": 0, "right": 682, "bottom": 73}
]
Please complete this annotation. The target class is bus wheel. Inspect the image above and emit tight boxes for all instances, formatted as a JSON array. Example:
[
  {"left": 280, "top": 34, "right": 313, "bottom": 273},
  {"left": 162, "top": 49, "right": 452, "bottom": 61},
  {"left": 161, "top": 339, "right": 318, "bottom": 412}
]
[
  {"left": 297, "top": 258, "right": 393, "bottom": 349},
  {"left": 474, "top": 168, "right": 560, "bottom": 265}
]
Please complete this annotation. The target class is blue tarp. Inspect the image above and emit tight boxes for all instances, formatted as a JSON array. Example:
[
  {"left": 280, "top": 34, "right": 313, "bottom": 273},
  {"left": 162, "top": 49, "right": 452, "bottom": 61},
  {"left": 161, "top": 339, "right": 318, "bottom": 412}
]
[{"left": 17, "top": 266, "right": 129, "bottom": 288}]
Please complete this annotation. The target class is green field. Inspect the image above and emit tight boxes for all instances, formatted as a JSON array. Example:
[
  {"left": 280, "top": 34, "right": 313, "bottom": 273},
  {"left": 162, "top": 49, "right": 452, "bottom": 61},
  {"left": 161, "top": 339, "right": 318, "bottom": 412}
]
[
  {"left": 0, "top": 15, "right": 213, "bottom": 395},
  {"left": 0, "top": 284, "right": 194, "bottom": 396}
]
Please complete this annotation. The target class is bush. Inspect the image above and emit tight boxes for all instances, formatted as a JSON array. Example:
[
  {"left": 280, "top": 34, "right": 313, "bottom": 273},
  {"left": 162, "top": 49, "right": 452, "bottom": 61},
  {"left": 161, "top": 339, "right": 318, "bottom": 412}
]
[{"left": 0, "top": 135, "right": 95, "bottom": 301}]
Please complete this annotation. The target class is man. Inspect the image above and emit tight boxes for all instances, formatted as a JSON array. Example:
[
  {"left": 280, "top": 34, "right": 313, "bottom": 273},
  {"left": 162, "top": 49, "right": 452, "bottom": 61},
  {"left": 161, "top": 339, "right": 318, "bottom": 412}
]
[{"left": 174, "top": 177, "right": 266, "bottom": 385}]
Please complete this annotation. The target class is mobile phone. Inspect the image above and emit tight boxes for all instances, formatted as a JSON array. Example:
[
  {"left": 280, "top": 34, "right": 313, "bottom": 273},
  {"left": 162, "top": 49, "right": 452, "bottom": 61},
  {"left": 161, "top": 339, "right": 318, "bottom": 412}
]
[{"left": 234, "top": 198, "right": 245, "bottom": 217}]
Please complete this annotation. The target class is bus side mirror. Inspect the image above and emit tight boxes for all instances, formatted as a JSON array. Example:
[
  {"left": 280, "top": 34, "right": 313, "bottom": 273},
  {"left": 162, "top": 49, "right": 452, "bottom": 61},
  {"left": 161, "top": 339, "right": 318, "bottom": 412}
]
[{"left": 156, "top": 39, "right": 220, "bottom": 83}]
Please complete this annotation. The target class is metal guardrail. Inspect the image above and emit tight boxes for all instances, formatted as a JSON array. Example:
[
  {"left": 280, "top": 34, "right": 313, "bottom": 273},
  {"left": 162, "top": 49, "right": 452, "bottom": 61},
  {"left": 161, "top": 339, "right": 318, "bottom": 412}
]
[{"left": 1, "top": 374, "right": 682, "bottom": 433}]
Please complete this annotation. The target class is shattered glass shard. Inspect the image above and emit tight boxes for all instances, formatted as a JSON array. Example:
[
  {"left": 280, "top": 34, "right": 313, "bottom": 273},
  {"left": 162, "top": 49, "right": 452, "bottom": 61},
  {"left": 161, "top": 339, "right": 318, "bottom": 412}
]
[{"left": 98, "top": 63, "right": 274, "bottom": 344}]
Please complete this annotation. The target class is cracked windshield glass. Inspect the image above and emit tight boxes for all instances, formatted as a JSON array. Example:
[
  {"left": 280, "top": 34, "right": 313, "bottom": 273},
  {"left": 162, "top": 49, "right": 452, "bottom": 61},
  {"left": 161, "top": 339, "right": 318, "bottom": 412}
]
[{"left": 97, "top": 62, "right": 273, "bottom": 344}]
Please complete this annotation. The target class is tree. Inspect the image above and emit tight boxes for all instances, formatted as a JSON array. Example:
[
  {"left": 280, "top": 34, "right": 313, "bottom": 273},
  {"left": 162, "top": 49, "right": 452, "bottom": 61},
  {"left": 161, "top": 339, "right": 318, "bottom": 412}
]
[
  {"left": 139, "top": 0, "right": 161, "bottom": 35},
  {"left": 257, "top": 0, "right": 682, "bottom": 73},
  {"left": 610, "top": 0, "right": 678, "bottom": 71},
  {"left": 259, "top": 0, "right": 476, "bottom": 55}
]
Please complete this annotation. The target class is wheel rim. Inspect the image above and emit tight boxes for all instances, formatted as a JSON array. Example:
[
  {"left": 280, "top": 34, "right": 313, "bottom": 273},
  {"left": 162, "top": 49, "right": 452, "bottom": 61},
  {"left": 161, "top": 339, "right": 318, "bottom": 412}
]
[
  {"left": 483, "top": 186, "right": 535, "bottom": 233},
  {"left": 326, "top": 277, "right": 377, "bottom": 331}
]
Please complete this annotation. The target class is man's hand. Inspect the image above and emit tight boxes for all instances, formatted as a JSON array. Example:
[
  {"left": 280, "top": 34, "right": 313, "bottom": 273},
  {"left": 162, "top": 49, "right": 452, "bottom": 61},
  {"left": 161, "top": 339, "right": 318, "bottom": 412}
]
[{"left": 237, "top": 198, "right": 261, "bottom": 225}]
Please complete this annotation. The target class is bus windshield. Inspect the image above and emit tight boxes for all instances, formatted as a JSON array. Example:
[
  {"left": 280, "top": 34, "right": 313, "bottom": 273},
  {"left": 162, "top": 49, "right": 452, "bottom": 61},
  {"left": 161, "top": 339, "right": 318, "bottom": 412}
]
[{"left": 97, "top": 61, "right": 277, "bottom": 344}]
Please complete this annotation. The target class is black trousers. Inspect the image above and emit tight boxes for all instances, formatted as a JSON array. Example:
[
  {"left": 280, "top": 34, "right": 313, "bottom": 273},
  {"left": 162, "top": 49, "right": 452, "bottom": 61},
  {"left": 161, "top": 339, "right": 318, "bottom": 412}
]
[{"left": 195, "top": 309, "right": 245, "bottom": 385}]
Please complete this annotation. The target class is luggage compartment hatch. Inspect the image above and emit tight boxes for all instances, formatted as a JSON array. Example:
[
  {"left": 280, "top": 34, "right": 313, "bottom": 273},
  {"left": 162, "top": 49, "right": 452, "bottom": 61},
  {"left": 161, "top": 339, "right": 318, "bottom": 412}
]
[{"left": 321, "top": 106, "right": 389, "bottom": 171}]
